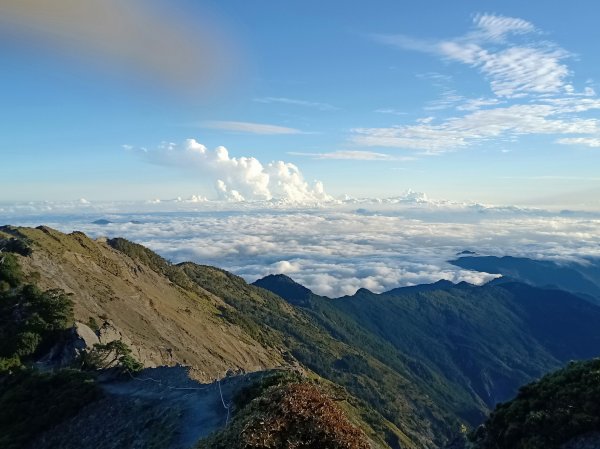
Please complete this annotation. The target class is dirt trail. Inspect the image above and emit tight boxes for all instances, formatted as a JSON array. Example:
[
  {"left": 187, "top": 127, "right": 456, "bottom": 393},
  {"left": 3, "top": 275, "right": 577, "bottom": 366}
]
[
  {"left": 103, "top": 366, "right": 260, "bottom": 448},
  {"left": 31, "top": 366, "right": 272, "bottom": 449}
]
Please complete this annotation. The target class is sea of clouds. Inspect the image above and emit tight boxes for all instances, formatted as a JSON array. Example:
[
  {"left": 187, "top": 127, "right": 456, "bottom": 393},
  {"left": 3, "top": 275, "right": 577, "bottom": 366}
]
[{"left": 3, "top": 196, "right": 600, "bottom": 297}]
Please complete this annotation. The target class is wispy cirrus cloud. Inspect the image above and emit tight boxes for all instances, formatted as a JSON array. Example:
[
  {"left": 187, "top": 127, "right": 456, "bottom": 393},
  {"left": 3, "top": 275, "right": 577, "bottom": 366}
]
[
  {"left": 456, "top": 97, "right": 501, "bottom": 111},
  {"left": 499, "top": 175, "right": 600, "bottom": 181},
  {"left": 374, "top": 108, "right": 409, "bottom": 116},
  {"left": 254, "top": 96, "right": 338, "bottom": 111},
  {"left": 352, "top": 102, "right": 600, "bottom": 153},
  {"left": 556, "top": 137, "right": 600, "bottom": 148},
  {"left": 472, "top": 13, "right": 537, "bottom": 41},
  {"left": 361, "top": 14, "right": 600, "bottom": 153},
  {"left": 288, "top": 150, "right": 414, "bottom": 161},
  {"left": 200, "top": 120, "right": 303, "bottom": 135},
  {"left": 374, "top": 13, "right": 568, "bottom": 98}
]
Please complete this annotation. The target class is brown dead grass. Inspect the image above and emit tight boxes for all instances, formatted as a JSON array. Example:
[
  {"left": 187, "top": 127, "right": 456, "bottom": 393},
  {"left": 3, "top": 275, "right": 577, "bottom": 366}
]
[
  {"left": 14, "top": 226, "right": 282, "bottom": 381},
  {"left": 200, "top": 382, "right": 373, "bottom": 449}
]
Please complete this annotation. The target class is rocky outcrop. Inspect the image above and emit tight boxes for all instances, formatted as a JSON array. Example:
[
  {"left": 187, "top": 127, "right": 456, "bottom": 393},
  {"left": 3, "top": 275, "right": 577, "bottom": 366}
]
[{"left": 36, "top": 322, "right": 100, "bottom": 370}]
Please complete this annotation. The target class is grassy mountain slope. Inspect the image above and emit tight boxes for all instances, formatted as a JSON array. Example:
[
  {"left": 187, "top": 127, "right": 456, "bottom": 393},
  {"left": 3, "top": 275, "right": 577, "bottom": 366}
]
[
  {"left": 180, "top": 262, "right": 444, "bottom": 448},
  {"left": 5, "top": 225, "right": 600, "bottom": 449},
  {"left": 253, "top": 275, "right": 600, "bottom": 431},
  {"left": 4, "top": 226, "right": 281, "bottom": 380},
  {"left": 1, "top": 226, "right": 426, "bottom": 448}
]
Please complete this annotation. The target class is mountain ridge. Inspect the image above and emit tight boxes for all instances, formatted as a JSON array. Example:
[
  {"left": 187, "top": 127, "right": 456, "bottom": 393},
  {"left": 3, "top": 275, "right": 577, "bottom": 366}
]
[
  {"left": 450, "top": 255, "right": 600, "bottom": 303},
  {"left": 4, "top": 226, "right": 600, "bottom": 448},
  {"left": 254, "top": 272, "right": 600, "bottom": 421}
]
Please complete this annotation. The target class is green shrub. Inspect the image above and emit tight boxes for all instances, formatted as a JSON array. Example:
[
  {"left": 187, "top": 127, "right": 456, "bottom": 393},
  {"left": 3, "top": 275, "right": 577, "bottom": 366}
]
[
  {"left": 87, "top": 316, "right": 100, "bottom": 333},
  {"left": 0, "top": 369, "right": 101, "bottom": 449},
  {"left": 0, "top": 284, "right": 74, "bottom": 366},
  {"left": 472, "top": 358, "right": 600, "bottom": 449},
  {"left": 79, "top": 340, "right": 143, "bottom": 374},
  {"left": 0, "top": 238, "right": 32, "bottom": 257},
  {"left": 0, "top": 253, "right": 24, "bottom": 288}
]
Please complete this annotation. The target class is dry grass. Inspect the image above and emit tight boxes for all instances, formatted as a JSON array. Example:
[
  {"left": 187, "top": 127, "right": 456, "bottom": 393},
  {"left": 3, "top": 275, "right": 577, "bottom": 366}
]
[{"left": 13, "top": 226, "right": 282, "bottom": 380}]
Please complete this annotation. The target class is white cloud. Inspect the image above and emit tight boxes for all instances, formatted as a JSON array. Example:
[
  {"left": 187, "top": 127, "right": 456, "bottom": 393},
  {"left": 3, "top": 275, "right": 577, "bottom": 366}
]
[
  {"left": 375, "top": 14, "right": 572, "bottom": 98},
  {"left": 10, "top": 205, "right": 600, "bottom": 297},
  {"left": 424, "top": 89, "right": 464, "bottom": 111},
  {"left": 138, "top": 139, "right": 332, "bottom": 203},
  {"left": 253, "top": 97, "right": 338, "bottom": 111},
  {"left": 473, "top": 13, "right": 536, "bottom": 41},
  {"left": 374, "top": 108, "right": 408, "bottom": 116},
  {"left": 457, "top": 97, "right": 501, "bottom": 111},
  {"left": 360, "top": 14, "right": 600, "bottom": 154},
  {"left": 288, "top": 150, "right": 413, "bottom": 161},
  {"left": 352, "top": 102, "right": 600, "bottom": 153},
  {"left": 441, "top": 44, "right": 571, "bottom": 98},
  {"left": 371, "top": 34, "right": 438, "bottom": 54},
  {"left": 200, "top": 121, "right": 303, "bottom": 135},
  {"left": 556, "top": 137, "right": 600, "bottom": 148}
]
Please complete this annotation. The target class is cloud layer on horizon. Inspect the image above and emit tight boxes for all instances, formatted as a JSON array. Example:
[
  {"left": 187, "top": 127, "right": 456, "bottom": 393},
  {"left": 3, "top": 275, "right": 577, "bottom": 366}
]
[{"left": 8, "top": 206, "right": 600, "bottom": 297}]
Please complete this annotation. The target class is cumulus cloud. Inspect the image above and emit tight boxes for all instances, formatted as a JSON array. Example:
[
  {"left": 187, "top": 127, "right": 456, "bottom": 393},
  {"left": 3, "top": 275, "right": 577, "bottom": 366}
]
[
  {"left": 137, "top": 139, "right": 332, "bottom": 203},
  {"left": 0, "top": 0, "right": 232, "bottom": 94}
]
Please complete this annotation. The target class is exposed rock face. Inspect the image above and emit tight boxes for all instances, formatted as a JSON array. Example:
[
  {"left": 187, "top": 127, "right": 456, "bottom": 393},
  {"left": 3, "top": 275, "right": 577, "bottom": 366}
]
[
  {"left": 36, "top": 322, "right": 100, "bottom": 370},
  {"left": 74, "top": 322, "right": 101, "bottom": 349}
]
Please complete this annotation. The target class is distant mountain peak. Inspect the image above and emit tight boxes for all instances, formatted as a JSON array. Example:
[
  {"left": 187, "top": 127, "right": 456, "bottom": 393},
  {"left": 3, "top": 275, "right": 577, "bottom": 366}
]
[
  {"left": 252, "top": 273, "right": 314, "bottom": 306},
  {"left": 354, "top": 287, "right": 374, "bottom": 296},
  {"left": 456, "top": 250, "right": 477, "bottom": 256},
  {"left": 382, "top": 279, "right": 456, "bottom": 296}
]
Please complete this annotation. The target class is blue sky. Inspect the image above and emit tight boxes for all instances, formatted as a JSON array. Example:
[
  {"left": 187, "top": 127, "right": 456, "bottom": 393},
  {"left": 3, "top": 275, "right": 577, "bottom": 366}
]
[{"left": 2, "top": 0, "right": 600, "bottom": 209}]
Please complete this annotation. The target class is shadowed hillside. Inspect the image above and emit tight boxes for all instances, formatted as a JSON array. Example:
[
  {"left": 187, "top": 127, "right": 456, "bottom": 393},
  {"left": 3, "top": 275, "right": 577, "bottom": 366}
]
[
  {"left": 472, "top": 358, "right": 600, "bottom": 449},
  {"left": 450, "top": 256, "right": 600, "bottom": 303},
  {"left": 254, "top": 274, "right": 600, "bottom": 426}
]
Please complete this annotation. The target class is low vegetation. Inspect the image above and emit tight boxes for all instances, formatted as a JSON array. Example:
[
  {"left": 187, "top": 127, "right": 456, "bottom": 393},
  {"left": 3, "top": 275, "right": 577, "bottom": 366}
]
[
  {"left": 107, "top": 237, "right": 192, "bottom": 289},
  {"left": 199, "top": 372, "right": 372, "bottom": 449},
  {"left": 472, "top": 358, "right": 600, "bottom": 449},
  {"left": 182, "top": 263, "right": 427, "bottom": 447},
  {"left": 78, "top": 340, "right": 143, "bottom": 374},
  {"left": 0, "top": 237, "right": 74, "bottom": 372},
  {"left": 0, "top": 369, "right": 100, "bottom": 449},
  {"left": 0, "top": 233, "right": 130, "bottom": 448}
]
